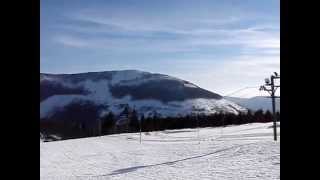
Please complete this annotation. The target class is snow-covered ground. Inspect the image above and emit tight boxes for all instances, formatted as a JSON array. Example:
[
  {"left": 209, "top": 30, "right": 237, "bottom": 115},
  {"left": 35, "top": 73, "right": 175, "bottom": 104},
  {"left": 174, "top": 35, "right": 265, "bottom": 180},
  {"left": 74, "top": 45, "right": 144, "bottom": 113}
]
[{"left": 40, "top": 122, "right": 280, "bottom": 180}]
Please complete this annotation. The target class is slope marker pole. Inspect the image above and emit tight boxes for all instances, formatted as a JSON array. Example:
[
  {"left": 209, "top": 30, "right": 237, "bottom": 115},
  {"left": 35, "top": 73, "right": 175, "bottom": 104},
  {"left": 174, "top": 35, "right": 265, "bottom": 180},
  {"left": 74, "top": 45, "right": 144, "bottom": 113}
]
[{"left": 196, "top": 113, "right": 200, "bottom": 145}]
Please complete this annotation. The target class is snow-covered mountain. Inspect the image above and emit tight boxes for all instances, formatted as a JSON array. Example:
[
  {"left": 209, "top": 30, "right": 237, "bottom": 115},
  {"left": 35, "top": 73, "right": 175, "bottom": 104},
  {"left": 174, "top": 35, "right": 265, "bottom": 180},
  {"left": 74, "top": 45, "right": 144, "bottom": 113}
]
[
  {"left": 40, "top": 70, "right": 247, "bottom": 123},
  {"left": 224, "top": 96, "right": 280, "bottom": 112}
]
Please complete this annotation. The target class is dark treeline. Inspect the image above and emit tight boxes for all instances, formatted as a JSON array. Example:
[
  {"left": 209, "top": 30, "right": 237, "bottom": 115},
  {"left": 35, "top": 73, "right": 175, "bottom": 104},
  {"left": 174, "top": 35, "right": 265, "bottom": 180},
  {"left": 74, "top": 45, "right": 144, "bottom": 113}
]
[{"left": 40, "top": 109, "right": 280, "bottom": 141}]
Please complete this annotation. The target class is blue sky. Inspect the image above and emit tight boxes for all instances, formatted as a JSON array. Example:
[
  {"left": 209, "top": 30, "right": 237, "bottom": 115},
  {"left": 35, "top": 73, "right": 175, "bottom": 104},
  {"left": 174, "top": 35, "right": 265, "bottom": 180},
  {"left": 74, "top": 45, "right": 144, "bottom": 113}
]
[{"left": 41, "top": 0, "right": 280, "bottom": 98}]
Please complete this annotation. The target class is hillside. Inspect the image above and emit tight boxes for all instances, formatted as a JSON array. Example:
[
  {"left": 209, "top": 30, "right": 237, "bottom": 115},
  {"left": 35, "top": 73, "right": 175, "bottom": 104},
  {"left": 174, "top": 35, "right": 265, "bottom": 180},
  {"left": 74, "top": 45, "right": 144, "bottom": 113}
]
[{"left": 41, "top": 70, "right": 246, "bottom": 121}]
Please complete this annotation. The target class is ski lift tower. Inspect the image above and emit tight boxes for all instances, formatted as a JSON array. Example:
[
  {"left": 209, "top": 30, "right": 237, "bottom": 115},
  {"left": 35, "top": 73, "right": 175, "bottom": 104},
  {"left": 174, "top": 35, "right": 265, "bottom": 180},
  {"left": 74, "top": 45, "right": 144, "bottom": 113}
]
[{"left": 260, "top": 72, "right": 280, "bottom": 141}]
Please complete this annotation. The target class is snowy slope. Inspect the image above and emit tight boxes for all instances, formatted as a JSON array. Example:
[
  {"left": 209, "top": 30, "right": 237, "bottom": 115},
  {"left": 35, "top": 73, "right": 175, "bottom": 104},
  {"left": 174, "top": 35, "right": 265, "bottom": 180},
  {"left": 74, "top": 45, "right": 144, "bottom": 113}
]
[
  {"left": 40, "top": 70, "right": 247, "bottom": 122},
  {"left": 40, "top": 122, "right": 280, "bottom": 180},
  {"left": 225, "top": 96, "right": 280, "bottom": 112}
]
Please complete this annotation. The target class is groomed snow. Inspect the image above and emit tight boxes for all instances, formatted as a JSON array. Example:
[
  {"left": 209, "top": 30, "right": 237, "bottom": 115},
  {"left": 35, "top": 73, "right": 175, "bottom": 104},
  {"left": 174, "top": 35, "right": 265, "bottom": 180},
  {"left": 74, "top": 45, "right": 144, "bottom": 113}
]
[{"left": 40, "top": 122, "right": 280, "bottom": 180}]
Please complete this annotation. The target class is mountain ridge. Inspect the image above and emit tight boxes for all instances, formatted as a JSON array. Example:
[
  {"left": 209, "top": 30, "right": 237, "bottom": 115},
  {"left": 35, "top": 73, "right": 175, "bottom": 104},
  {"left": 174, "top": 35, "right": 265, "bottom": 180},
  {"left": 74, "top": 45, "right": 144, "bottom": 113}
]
[{"left": 224, "top": 96, "right": 280, "bottom": 112}]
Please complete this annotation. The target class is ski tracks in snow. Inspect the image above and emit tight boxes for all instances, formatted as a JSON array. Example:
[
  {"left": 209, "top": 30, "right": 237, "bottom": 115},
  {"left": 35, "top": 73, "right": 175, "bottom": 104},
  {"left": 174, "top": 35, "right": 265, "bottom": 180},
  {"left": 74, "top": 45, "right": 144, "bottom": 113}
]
[{"left": 40, "top": 122, "right": 280, "bottom": 180}]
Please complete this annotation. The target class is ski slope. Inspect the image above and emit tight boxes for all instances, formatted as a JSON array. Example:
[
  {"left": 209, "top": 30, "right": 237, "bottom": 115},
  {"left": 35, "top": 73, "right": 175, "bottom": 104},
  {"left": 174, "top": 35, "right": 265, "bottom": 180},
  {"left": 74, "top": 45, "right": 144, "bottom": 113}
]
[{"left": 40, "top": 122, "right": 280, "bottom": 180}]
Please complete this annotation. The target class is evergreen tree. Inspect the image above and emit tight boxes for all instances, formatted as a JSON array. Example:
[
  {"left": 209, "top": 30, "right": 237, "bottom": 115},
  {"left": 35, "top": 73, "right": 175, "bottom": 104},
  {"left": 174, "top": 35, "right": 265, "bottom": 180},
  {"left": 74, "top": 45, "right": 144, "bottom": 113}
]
[
  {"left": 129, "top": 109, "right": 140, "bottom": 132},
  {"left": 264, "top": 110, "right": 273, "bottom": 123},
  {"left": 254, "top": 109, "right": 265, "bottom": 123},
  {"left": 247, "top": 110, "right": 254, "bottom": 124},
  {"left": 102, "top": 112, "right": 115, "bottom": 134}
]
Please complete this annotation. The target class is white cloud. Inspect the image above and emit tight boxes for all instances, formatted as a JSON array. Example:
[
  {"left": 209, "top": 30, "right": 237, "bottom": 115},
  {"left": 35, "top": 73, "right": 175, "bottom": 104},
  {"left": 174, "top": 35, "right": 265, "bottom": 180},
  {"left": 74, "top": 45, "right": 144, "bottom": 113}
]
[{"left": 54, "top": 35, "right": 89, "bottom": 48}]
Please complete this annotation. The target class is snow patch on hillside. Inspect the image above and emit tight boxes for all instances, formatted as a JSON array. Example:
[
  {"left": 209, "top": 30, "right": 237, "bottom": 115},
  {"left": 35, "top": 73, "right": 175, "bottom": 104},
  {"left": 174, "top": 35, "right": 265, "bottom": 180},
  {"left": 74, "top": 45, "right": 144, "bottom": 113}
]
[
  {"left": 184, "top": 83, "right": 198, "bottom": 88},
  {"left": 40, "top": 95, "right": 87, "bottom": 118},
  {"left": 111, "top": 70, "right": 147, "bottom": 85}
]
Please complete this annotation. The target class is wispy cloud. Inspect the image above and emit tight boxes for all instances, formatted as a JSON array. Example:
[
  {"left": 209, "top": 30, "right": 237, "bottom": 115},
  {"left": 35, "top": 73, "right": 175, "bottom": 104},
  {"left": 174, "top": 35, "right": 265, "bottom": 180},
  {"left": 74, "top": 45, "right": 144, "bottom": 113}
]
[
  {"left": 52, "top": 8, "right": 279, "bottom": 56},
  {"left": 54, "top": 35, "right": 90, "bottom": 48}
]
